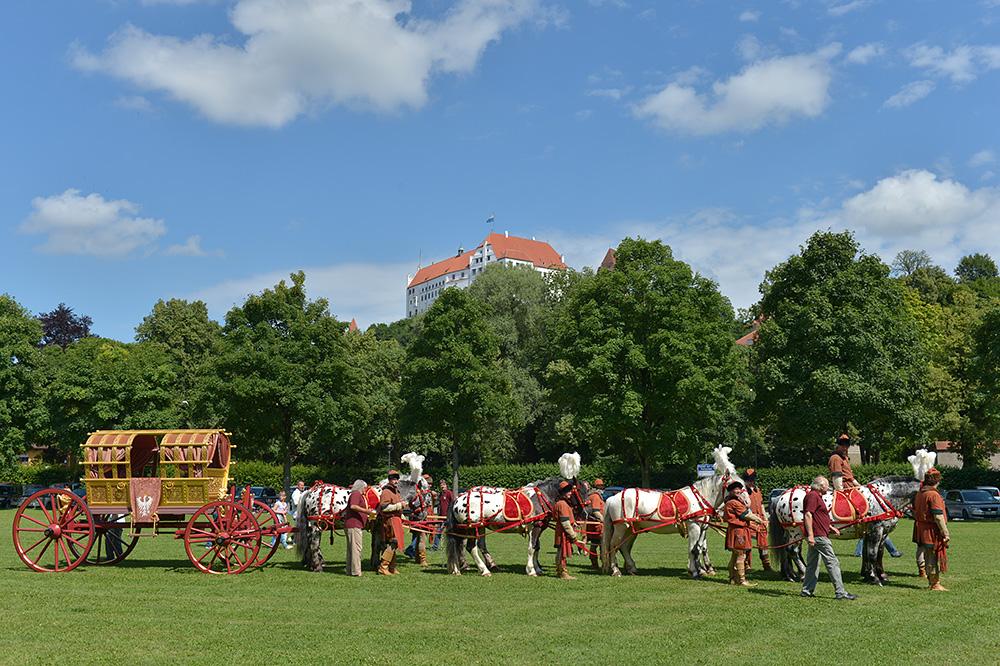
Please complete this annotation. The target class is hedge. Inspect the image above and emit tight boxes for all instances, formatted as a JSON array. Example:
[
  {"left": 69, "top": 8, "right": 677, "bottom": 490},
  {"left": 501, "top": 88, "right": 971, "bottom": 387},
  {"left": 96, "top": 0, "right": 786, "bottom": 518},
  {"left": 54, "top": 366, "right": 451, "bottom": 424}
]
[{"left": 5, "top": 460, "right": 999, "bottom": 497}]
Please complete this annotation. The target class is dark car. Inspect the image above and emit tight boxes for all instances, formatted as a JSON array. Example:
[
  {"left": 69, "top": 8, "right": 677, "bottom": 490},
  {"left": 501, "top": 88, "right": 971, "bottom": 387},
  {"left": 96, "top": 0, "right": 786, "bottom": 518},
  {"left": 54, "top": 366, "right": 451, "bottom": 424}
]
[
  {"left": 16, "top": 484, "right": 46, "bottom": 508},
  {"left": 769, "top": 488, "right": 787, "bottom": 502},
  {"left": 602, "top": 485, "right": 625, "bottom": 501},
  {"left": 944, "top": 489, "right": 1000, "bottom": 520},
  {"left": 236, "top": 486, "right": 279, "bottom": 507},
  {"left": 0, "top": 483, "right": 21, "bottom": 509}
]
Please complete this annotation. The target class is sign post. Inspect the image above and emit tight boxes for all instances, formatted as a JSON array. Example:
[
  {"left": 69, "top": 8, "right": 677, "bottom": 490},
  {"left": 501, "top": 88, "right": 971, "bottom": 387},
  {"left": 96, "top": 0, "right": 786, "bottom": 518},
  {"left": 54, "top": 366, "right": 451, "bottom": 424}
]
[{"left": 696, "top": 463, "right": 715, "bottom": 478}]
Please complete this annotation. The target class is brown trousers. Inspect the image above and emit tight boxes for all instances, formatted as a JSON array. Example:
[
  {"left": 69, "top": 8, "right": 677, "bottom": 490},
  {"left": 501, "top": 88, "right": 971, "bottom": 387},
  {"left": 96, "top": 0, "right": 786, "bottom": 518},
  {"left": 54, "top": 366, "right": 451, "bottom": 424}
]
[{"left": 345, "top": 527, "right": 364, "bottom": 576}]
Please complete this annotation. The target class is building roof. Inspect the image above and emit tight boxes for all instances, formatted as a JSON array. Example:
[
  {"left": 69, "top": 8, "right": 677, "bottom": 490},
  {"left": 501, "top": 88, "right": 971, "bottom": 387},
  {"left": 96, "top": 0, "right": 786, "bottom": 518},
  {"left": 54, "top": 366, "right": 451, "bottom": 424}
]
[
  {"left": 408, "top": 249, "right": 474, "bottom": 287},
  {"left": 482, "top": 232, "right": 566, "bottom": 270},
  {"left": 407, "top": 233, "right": 564, "bottom": 288},
  {"left": 600, "top": 248, "right": 617, "bottom": 271}
]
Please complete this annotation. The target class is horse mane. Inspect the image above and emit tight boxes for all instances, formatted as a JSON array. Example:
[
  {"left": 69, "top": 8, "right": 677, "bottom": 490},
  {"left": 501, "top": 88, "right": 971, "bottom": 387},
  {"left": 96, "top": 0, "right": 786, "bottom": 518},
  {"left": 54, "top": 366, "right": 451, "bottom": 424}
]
[{"left": 871, "top": 475, "right": 917, "bottom": 484}]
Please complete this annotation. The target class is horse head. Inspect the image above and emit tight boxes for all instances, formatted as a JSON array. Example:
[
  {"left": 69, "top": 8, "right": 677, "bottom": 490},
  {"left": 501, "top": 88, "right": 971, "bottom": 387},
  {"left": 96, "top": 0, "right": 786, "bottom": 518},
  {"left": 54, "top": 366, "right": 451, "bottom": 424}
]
[{"left": 696, "top": 445, "right": 738, "bottom": 507}]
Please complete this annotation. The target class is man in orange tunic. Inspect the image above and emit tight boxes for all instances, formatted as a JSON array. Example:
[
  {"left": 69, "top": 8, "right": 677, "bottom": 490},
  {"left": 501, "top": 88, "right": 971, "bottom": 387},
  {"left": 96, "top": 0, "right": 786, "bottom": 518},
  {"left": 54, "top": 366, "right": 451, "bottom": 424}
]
[
  {"left": 724, "top": 480, "right": 766, "bottom": 587},
  {"left": 554, "top": 481, "right": 580, "bottom": 581},
  {"left": 585, "top": 478, "right": 606, "bottom": 569},
  {"left": 377, "top": 470, "right": 406, "bottom": 576},
  {"left": 912, "top": 468, "right": 950, "bottom": 591},
  {"left": 828, "top": 434, "right": 858, "bottom": 491},
  {"left": 742, "top": 469, "right": 772, "bottom": 572}
]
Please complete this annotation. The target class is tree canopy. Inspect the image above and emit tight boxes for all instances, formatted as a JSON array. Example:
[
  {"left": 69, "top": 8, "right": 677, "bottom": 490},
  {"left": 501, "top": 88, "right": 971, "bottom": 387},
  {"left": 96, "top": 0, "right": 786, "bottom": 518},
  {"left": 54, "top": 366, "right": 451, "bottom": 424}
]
[
  {"left": 38, "top": 303, "right": 92, "bottom": 349},
  {"left": 752, "top": 231, "right": 929, "bottom": 462}
]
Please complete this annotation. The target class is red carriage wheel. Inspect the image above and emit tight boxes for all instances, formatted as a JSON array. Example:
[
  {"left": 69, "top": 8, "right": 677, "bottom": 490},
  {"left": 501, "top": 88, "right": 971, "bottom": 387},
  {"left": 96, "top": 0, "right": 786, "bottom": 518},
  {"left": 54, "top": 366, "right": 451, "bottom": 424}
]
[
  {"left": 183, "top": 500, "right": 261, "bottom": 574},
  {"left": 12, "top": 488, "right": 95, "bottom": 572},
  {"left": 250, "top": 500, "right": 281, "bottom": 567},
  {"left": 86, "top": 515, "right": 141, "bottom": 565}
]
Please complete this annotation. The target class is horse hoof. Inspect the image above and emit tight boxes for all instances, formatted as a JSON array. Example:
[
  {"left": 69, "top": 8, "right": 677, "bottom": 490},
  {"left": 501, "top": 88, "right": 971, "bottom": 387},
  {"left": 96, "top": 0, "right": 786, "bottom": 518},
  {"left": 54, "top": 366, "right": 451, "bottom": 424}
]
[
  {"left": 527, "top": 571, "right": 537, "bottom": 577},
  {"left": 706, "top": 569, "right": 716, "bottom": 576},
  {"left": 482, "top": 571, "right": 492, "bottom": 577},
  {"left": 612, "top": 571, "right": 622, "bottom": 578}
]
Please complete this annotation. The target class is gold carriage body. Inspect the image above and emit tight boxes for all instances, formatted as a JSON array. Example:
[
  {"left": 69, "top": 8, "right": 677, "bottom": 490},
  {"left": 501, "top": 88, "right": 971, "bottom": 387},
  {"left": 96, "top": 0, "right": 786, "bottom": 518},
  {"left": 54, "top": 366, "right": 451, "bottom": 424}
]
[{"left": 82, "top": 429, "right": 233, "bottom": 515}]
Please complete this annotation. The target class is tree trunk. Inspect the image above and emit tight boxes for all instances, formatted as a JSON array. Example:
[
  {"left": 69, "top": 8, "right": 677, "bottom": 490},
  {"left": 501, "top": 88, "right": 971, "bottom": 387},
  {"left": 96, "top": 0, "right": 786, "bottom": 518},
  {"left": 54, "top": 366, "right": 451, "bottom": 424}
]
[
  {"left": 282, "top": 454, "right": 292, "bottom": 498},
  {"left": 452, "top": 441, "right": 460, "bottom": 494},
  {"left": 639, "top": 452, "right": 650, "bottom": 488}
]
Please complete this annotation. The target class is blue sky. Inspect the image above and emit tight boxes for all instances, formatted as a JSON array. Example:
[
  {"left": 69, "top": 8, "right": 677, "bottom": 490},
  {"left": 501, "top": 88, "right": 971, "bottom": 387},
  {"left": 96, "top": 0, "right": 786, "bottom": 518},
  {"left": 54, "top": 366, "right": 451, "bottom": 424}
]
[{"left": 3, "top": 0, "right": 999, "bottom": 340}]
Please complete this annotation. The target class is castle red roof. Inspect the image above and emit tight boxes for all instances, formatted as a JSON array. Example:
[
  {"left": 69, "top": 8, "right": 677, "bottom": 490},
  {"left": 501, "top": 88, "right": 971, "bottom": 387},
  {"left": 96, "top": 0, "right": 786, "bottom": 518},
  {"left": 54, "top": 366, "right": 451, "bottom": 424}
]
[{"left": 407, "top": 233, "right": 564, "bottom": 288}]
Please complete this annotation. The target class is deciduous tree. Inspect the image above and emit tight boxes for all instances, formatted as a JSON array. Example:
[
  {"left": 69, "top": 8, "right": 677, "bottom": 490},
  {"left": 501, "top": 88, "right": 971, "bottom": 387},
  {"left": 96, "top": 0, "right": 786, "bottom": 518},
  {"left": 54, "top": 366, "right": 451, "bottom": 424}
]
[
  {"left": 0, "top": 296, "right": 44, "bottom": 472},
  {"left": 38, "top": 303, "right": 92, "bottom": 349}
]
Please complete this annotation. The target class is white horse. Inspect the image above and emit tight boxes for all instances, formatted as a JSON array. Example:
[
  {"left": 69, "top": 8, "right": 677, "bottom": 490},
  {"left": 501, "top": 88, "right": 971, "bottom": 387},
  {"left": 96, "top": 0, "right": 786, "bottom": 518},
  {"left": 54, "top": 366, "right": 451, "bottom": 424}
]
[
  {"left": 769, "top": 448, "right": 936, "bottom": 583},
  {"left": 600, "top": 445, "right": 740, "bottom": 578},
  {"left": 447, "top": 452, "right": 588, "bottom": 577}
]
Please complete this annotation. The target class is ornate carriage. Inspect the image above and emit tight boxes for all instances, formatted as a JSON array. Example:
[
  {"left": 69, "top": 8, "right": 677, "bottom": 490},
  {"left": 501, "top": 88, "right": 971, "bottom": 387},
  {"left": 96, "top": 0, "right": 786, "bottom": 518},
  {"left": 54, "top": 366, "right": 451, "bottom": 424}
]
[{"left": 12, "top": 429, "right": 287, "bottom": 575}]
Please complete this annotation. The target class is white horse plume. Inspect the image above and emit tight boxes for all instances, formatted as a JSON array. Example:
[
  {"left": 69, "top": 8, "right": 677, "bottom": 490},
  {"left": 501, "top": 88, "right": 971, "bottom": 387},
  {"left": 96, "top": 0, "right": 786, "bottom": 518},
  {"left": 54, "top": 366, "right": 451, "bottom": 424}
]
[
  {"left": 558, "top": 452, "right": 581, "bottom": 479},
  {"left": 711, "top": 445, "right": 736, "bottom": 477},
  {"left": 907, "top": 448, "right": 937, "bottom": 481},
  {"left": 401, "top": 451, "right": 425, "bottom": 484}
]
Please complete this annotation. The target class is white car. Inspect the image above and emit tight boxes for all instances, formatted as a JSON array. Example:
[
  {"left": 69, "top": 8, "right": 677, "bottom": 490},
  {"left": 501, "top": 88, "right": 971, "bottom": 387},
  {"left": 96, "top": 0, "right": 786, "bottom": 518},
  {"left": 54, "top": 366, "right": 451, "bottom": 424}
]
[{"left": 976, "top": 486, "right": 1000, "bottom": 503}]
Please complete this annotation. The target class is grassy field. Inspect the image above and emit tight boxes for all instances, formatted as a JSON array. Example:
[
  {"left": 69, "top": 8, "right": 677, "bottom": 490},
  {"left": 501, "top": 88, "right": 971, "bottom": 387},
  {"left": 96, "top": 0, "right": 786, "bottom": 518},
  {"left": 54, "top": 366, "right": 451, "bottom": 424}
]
[{"left": 3, "top": 510, "right": 999, "bottom": 665}]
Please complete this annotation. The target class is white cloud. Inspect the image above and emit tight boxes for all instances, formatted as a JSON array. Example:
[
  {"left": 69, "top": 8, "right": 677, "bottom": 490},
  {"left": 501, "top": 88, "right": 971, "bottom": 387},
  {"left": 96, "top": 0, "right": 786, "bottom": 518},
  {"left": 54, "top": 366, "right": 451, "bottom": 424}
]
[
  {"left": 586, "top": 87, "right": 630, "bottom": 100},
  {"left": 905, "top": 43, "right": 1000, "bottom": 83},
  {"left": 969, "top": 149, "right": 996, "bottom": 167},
  {"left": 846, "top": 42, "right": 885, "bottom": 64},
  {"left": 548, "top": 170, "right": 1000, "bottom": 310},
  {"left": 736, "top": 34, "right": 767, "bottom": 61},
  {"left": 828, "top": 0, "right": 871, "bottom": 16},
  {"left": 21, "top": 189, "right": 166, "bottom": 256},
  {"left": 882, "top": 80, "right": 934, "bottom": 108},
  {"left": 633, "top": 44, "right": 840, "bottom": 135},
  {"left": 739, "top": 10, "right": 760, "bottom": 22},
  {"left": 165, "top": 235, "right": 222, "bottom": 257},
  {"left": 114, "top": 95, "right": 154, "bottom": 112},
  {"left": 190, "top": 262, "right": 414, "bottom": 327},
  {"left": 73, "top": 0, "right": 542, "bottom": 127}
]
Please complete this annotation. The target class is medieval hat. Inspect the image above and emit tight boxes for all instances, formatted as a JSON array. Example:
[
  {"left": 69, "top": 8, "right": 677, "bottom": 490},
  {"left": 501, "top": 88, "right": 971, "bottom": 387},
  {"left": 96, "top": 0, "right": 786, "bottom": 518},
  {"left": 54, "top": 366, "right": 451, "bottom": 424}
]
[
  {"left": 387, "top": 469, "right": 401, "bottom": 480},
  {"left": 742, "top": 468, "right": 757, "bottom": 481},
  {"left": 836, "top": 434, "right": 851, "bottom": 447},
  {"left": 559, "top": 480, "right": 573, "bottom": 494},
  {"left": 924, "top": 468, "right": 942, "bottom": 483},
  {"left": 727, "top": 480, "right": 745, "bottom": 492},
  {"left": 593, "top": 478, "right": 605, "bottom": 488}
]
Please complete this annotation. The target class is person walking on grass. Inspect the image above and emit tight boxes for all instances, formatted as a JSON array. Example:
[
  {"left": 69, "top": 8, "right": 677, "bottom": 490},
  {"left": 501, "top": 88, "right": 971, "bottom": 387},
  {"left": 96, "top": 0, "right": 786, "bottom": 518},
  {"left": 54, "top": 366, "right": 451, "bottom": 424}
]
[
  {"left": 801, "top": 475, "right": 857, "bottom": 601},
  {"left": 272, "top": 491, "right": 291, "bottom": 549},
  {"left": 742, "top": 469, "right": 772, "bottom": 572},
  {"left": 913, "top": 468, "right": 950, "bottom": 591},
  {"left": 377, "top": 470, "right": 406, "bottom": 576},
  {"left": 554, "top": 481, "right": 580, "bottom": 581},
  {"left": 724, "top": 480, "right": 767, "bottom": 587},
  {"left": 344, "top": 480, "right": 377, "bottom": 577}
]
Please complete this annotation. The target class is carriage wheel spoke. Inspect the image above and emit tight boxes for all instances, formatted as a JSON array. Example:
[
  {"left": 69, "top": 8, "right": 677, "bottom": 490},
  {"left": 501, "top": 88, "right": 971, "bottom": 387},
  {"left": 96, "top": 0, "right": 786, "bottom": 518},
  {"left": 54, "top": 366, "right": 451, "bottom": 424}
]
[
  {"left": 37, "top": 499, "right": 54, "bottom": 524},
  {"left": 53, "top": 539, "right": 61, "bottom": 572},
  {"left": 188, "top": 527, "right": 216, "bottom": 539},
  {"left": 62, "top": 532, "right": 88, "bottom": 549},
  {"left": 22, "top": 535, "right": 49, "bottom": 555},
  {"left": 229, "top": 547, "right": 245, "bottom": 570},
  {"left": 197, "top": 545, "right": 218, "bottom": 565},
  {"left": 19, "top": 514, "right": 48, "bottom": 528},
  {"left": 17, "top": 527, "right": 47, "bottom": 533}
]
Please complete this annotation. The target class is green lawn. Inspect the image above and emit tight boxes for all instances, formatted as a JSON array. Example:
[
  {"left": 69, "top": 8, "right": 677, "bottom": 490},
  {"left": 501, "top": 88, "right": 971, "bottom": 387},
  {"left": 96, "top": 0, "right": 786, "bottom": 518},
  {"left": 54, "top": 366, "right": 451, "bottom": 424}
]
[{"left": 3, "top": 510, "right": 999, "bottom": 665}]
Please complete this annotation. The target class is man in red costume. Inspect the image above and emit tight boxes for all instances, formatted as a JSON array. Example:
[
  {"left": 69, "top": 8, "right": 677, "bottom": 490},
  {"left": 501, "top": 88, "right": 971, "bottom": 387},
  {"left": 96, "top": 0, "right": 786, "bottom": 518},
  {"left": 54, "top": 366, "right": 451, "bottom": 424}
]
[
  {"left": 912, "top": 467, "right": 950, "bottom": 591},
  {"left": 377, "top": 470, "right": 406, "bottom": 576},
  {"left": 554, "top": 481, "right": 580, "bottom": 581},
  {"left": 724, "top": 480, "right": 766, "bottom": 587}
]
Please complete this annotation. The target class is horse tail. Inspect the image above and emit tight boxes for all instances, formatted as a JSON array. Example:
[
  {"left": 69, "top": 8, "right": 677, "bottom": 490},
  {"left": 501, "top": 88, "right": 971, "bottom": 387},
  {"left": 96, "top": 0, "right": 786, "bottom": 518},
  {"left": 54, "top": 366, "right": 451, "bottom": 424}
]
[
  {"left": 295, "top": 491, "right": 310, "bottom": 563},
  {"left": 445, "top": 511, "right": 463, "bottom": 574},
  {"left": 768, "top": 499, "right": 787, "bottom": 570}
]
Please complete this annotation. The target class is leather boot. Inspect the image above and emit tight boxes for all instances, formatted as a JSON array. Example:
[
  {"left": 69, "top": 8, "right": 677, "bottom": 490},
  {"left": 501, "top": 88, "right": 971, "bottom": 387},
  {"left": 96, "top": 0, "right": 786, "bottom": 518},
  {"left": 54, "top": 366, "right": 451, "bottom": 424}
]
[
  {"left": 735, "top": 555, "right": 756, "bottom": 587},
  {"left": 557, "top": 561, "right": 575, "bottom": 580},
  {"left": 377, "top": 547, "right": 393, "bottom": 576},
  {"left": 918, "top": 563, "right": 927, "bottom": 578},
  {"left": 417, "top": 548, "right": 429, "bottom": 567},
  {"left": 388, "top": 552, "right": 400, "bottom": 575},
  {"left": 761, "top": 552, "right": 773, "bottom": 572},
  {"left": 928, "top": 574, "right": 948, "bottom": 591}
]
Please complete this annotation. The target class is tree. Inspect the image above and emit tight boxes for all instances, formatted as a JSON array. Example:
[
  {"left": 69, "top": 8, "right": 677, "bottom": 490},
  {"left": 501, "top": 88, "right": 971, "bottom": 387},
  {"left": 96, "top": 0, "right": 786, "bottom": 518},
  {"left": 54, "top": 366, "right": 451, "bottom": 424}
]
[
  {"left": 399, "top": 287, "right": 516, "bottom": 491},
  {"left": 467, "top": 265, "right": 559, "bottom": 461},
  {"left": 956, "top": 253, "right": 999, "bottom": 283},
  {"left": 213, "top": 272, "right": 358, "bottom": 492},
  {"left": 38, "top": 303, "right": 92, "bottom": 349},
  {"left": 0, "top": 295, "right": 44, "bottom": 473},
  {"left": 900, "top": 265, "right": 956, "bottom": 305},
  {"left": 752, "top": 231, "right": 929, "bottom": 463},
  {"left": 971, "top": 307, "right": 1000, "bottom": 464},
  {"left": 547, "top": 238, "right": 745, "bottom": 486},
  {"left": 135, "top": 299, "right": 222, "bottom": 423},
  {"left": 38, "top": 338, "right": 181, "bottom": 457},
  {"left": 343, "top": 331, "right": 405, "bottom": 468},
  {"left": 891, "top": 249, "right": 933, "bottom": 277}
]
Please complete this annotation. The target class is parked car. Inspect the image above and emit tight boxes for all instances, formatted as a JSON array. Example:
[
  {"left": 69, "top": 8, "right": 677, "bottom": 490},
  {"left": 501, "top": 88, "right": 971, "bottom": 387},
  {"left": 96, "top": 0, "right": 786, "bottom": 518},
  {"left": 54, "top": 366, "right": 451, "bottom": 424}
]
[
  {"left": 236, "top": 486, "right": 278, "bottom": 507},
  {"left": 976, "top": 486, "right": 1000, "bottom": 503},
  {"left": 944, "top": 489, "right": 1000, "bottom": 520},
  {"left": 769, "top": 488, "right": 787, "bottom": 502},
  {"left": 16, "top": 484, "right": 46, "bottom": 508},
  {"left": 602, "top": 485, "right": 625, "bottom": 501},
  {"left": 0, "top": 483, "right": 22, "bottom": 509}
]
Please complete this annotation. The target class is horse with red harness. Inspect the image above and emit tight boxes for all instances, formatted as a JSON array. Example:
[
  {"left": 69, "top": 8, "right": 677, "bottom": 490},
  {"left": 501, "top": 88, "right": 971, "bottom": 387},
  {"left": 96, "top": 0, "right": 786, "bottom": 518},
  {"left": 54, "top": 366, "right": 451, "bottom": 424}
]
[{"left": 600, "top": 445, "right": 740, "bottom": 578}]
